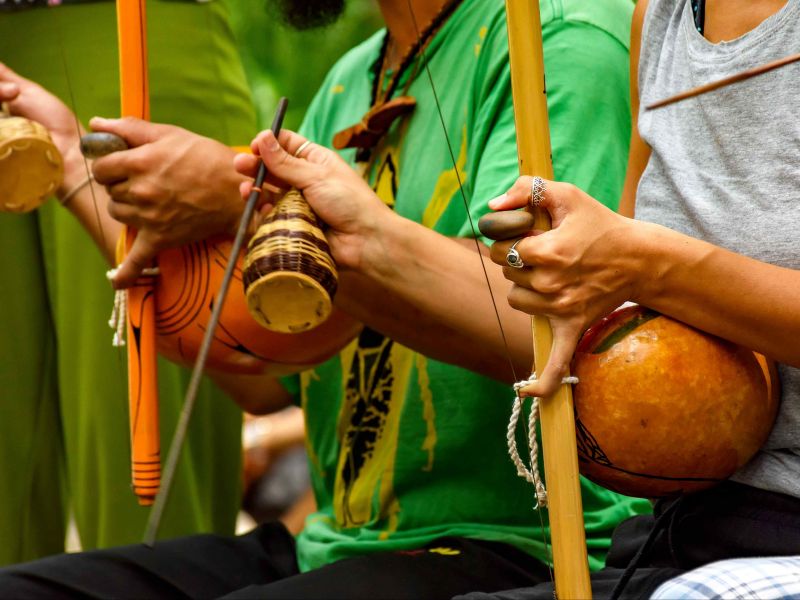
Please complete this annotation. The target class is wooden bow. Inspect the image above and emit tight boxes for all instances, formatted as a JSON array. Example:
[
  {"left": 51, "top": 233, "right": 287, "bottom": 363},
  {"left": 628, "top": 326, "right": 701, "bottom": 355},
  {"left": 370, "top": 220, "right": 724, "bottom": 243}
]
[
  {"left": 504, "top": 2, "right": 591, "bottom": 597},
  {"left": 406, "top": 0, "right": 592, "bottom": 594},
  {"left": 116, "top": 0, "right": 161, "bottom": 507}
]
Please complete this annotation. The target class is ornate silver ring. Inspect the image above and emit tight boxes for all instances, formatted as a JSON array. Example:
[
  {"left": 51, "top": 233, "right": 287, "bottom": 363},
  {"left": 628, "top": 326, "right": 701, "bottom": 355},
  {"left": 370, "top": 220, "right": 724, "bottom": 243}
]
[{"left": 530, "top": 176, "right": 546, "bottom": 208}]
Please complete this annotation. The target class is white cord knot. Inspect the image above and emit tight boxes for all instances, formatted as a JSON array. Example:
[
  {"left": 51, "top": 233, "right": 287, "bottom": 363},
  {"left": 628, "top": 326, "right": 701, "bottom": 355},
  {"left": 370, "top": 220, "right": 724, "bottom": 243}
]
[
  {"left": 513, "top": 374, "right": 579, "bottom": 393},
  {"left": 106, "top": 267, "right": 160, "bottom": 347},
  {"left": 107, "top": 269, "right": 127, "bottom": 347},
  {"left": 507, "top": 373, "right": 579, "bottom": 509}
]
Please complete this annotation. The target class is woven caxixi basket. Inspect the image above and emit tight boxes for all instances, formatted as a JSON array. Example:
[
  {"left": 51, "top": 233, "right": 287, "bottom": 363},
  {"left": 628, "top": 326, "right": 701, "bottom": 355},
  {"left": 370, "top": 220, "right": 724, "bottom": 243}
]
[
  {"left": 0, "top": 106, "right": 63, "bottom": 213},
  {"left": 243, "top": 188, "right": 337, "bottom": 334}
]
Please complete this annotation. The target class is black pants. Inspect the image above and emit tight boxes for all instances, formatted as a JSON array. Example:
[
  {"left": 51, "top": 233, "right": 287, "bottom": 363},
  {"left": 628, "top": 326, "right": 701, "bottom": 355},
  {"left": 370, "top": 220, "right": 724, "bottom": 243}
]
[
  {"left": 458, "top": 482, "right": 800, "bottom": 600},
  {"left": 0, "top": 522, "right": 549, "bottom": 599}
]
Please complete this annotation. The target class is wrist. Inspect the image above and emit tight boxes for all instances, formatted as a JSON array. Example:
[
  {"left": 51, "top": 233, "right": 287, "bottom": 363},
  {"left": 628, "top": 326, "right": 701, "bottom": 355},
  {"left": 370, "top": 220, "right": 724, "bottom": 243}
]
[
  {"left": 56, "top": 145, "right": 90, "bottom": 198},
  {"left": 628, "top": 220, "right": 676, "bottom": 306},
  {"left": 343, "top": 203, "right": 399, "bottom": 275}
]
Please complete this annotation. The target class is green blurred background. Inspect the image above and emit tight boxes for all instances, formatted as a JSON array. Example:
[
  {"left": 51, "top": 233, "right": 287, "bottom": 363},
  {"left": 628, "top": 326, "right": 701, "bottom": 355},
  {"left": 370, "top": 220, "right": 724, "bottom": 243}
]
[{"left": 227, "top": 0, "right": 383, "bottom": 130}]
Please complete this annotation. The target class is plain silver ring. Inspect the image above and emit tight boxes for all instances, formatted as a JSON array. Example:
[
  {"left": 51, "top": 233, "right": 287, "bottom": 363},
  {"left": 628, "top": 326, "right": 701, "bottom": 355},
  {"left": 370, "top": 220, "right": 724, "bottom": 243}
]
[
  {"left": 294, "top": 140, "right": 312, "bottom": 158},
  {"left": 506, "top": 238, "right": 525, "bottom": 269},
  {"left": 530, "top": 176, "right": 546, "bottom": 208}
]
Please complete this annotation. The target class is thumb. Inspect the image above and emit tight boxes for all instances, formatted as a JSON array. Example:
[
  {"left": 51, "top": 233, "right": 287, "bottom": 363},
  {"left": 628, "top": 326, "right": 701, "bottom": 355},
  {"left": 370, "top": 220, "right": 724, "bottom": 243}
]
[
  {"left": 89, "top": 116, "right": 164, "bottom": 148},
  {"left": 519, "top": 322, "right": 581, "bottom": 399},
  {"left": 111, "top": 231, "right": 159, "bottom": 290},
  {"left": 255, "top": 130, "right": 320, "bottom": 190}
]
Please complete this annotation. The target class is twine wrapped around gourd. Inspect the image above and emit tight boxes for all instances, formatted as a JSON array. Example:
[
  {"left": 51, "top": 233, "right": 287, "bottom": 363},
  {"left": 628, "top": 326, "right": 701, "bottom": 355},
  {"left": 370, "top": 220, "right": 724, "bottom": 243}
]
[
  {"left": 0, "top": 103, "right": 63, "bottom": 213},
  {"left": 243, "top": 188, "right": 337, "bottom": 333}
]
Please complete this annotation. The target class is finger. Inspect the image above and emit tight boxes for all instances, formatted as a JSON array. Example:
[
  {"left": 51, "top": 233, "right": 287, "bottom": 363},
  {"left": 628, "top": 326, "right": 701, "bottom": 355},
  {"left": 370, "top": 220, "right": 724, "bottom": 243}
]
[
  {"left": 490, "top": 177, "right": 575, "bottom": 221},
  {"left": 518, "top": 324, "right": 581, "bottom": 398},
  {"left": 106, "top": 196, "right": 143, "bottom": 226},
  {"left": 239, "top": 179, "right": 253, "bottom": 201},
  {"left": 89, "top": 116, "right": 165, "bottom": 148},
  {"left": 110, "top": 232, "right": 160, "bottom": 290},
  {"left": 275, "top": 129, "right": 313, "bottom": 157},
  {"left": 0, "top": 81, "right": 20, "bottom": 103},
  {"left": 488, "top": 177, "right": 537, "bottom": 210},
  {"left": 233, "top": 152, "right": 261, "bottom": 179},
  {"left": 254, "top": 130, "right": 322, "bottom": 190},
  {"left": 490, "top": 229, "right": 560, "bottom": 271},
  {"left": 248, "top": 129, "right": 306, "bottom": 156},
  {"left": 489, "top": 236, "right": 533, "bottom": 267},
  {"left": 506, "top": 285, "right": 557, "bottom": 317},
  {"left": 92, "top": 144, "right": 152, "bottom": 186},
  {"left": 239, "top": 179, "right": 282, "bottom": 206},
  {"left": 501, "top": 265, "right": 536, "bottom": 286}
]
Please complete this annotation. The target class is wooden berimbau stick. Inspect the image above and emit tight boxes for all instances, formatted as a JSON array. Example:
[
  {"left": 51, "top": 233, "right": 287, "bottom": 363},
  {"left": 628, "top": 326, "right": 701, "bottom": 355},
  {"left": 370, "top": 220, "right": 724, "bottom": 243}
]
[
  {"left": 116, "top": 0, "right": 161, "bottom": 508},
  {"left": 646, "top": 52, "right": 800, "bottom": 110},
  {"left": 505, "top": 1, "right": 592, "bottom": 597}
]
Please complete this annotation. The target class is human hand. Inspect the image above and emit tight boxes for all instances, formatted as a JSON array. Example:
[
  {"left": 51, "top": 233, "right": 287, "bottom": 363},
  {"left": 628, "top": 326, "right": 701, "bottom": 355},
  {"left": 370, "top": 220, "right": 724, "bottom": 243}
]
[
  {"left": 233, "top": 129, "right": 394, "bottom": 270},
  {"left": 0, "top": 62, "right": 86, "bottom": 194},
  {"left": 488, "top": 177, "right": 643, "bottom": 397},
  {"left": 89, "top": 117, "right": 247, "bottom": 288}
]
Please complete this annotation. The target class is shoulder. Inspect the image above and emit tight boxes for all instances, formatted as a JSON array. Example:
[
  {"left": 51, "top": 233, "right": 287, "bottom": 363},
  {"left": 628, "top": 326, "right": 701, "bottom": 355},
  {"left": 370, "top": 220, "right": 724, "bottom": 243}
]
[
  {"left": 639, "top": 0, "right": 684, "bottom": 49},
  {"left": 545, "top": 0, "right": 635, "bottom": 50}
]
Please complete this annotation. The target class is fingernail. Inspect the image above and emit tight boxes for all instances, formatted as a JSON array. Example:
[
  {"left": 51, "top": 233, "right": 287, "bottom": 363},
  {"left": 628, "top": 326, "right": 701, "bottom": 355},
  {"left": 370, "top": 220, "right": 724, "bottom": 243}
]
[
  {"left": 0, "top": 82, "right": 17, "bottom": 93},
  {"left": 267, "top": 132, "right": 280, "bottom": 152},
  {"left": 488, "top": 193, "right": 507, "bottom": 209}
]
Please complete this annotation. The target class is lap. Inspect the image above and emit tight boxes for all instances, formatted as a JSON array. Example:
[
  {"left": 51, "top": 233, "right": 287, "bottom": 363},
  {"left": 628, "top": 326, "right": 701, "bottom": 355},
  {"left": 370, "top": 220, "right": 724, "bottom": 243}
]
[
  {"left": 0, "top": 525, "right": 547, "bottom": 600},
  {"left": 0, "top": 522, "right": 298, "bottom": 599},
  {"left": 458, "top": 482, "right": 800, "bottom": 600},
  {"left": 224, "top": 536, "right": 549, "bottom": 600}
]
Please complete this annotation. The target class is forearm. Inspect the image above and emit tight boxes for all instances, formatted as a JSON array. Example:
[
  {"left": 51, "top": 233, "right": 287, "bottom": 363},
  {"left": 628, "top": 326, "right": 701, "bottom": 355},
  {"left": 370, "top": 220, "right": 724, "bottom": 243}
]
[
  {"left": 58, "top": 150, "right": 121, "bottom": 265},
  {"left": 634, "top": 221, "right": 800, "bottom": 366},
  {"left": 338, "top": 214, "right": 533, "bottom": 383}
]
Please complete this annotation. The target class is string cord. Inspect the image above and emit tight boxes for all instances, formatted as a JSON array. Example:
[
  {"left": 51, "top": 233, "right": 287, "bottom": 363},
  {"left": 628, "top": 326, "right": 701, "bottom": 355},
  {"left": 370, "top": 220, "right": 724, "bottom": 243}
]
[
  {"left": 404, "top": 0, "right": 556, "bottom": 582},
  {"left": 54, "top": 8, "right": 110, "bottom": 258}
]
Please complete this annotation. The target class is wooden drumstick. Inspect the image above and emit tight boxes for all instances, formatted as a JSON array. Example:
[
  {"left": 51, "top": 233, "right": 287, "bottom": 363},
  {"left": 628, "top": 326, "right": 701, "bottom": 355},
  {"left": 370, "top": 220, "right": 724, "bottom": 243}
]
[
  {"left": 143, "top": 98, "right": 289, "bottom": 545},
  {"left": 646, "top": 52, "right": 800, "bottom": 110}
]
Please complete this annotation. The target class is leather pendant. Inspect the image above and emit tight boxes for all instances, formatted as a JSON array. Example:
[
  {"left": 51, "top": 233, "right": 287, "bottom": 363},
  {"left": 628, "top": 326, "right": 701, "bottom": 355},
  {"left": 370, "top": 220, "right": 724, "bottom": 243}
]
[{"left": 333, "top": 96, "right": 416, "bottom": 160}]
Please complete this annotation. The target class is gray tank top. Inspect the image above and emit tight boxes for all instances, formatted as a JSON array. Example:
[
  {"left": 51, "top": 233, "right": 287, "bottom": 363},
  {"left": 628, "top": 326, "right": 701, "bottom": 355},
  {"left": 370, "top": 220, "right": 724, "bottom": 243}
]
[{"left": 636, "top": 0, "right": 800, "bottom": 498}]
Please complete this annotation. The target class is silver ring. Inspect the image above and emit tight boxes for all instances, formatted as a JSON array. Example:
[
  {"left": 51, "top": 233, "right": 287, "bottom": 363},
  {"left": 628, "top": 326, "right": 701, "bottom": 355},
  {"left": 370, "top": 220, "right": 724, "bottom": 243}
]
[
  {"left": 530, "top": 176, "right": 546, "bottom": 207},
  {"left": 506, "top": 238, "right": 525, "bottom": 269},
  {"left": 293, "top": 140, "right": 312, "bottom": 158}
]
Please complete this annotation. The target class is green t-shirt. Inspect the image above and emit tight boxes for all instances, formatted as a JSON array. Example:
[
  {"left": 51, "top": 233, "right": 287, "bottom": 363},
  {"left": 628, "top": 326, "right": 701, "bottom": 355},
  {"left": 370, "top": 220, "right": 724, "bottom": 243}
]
[{"left": 293, "top": 0, "right": 648, "bottom": 572}]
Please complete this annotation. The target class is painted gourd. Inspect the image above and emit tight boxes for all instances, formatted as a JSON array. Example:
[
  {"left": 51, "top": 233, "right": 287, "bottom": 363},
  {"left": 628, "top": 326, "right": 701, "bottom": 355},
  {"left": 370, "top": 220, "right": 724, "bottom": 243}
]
[{"left": 572, "top": 305, "right": 779, "bottom": 498}]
